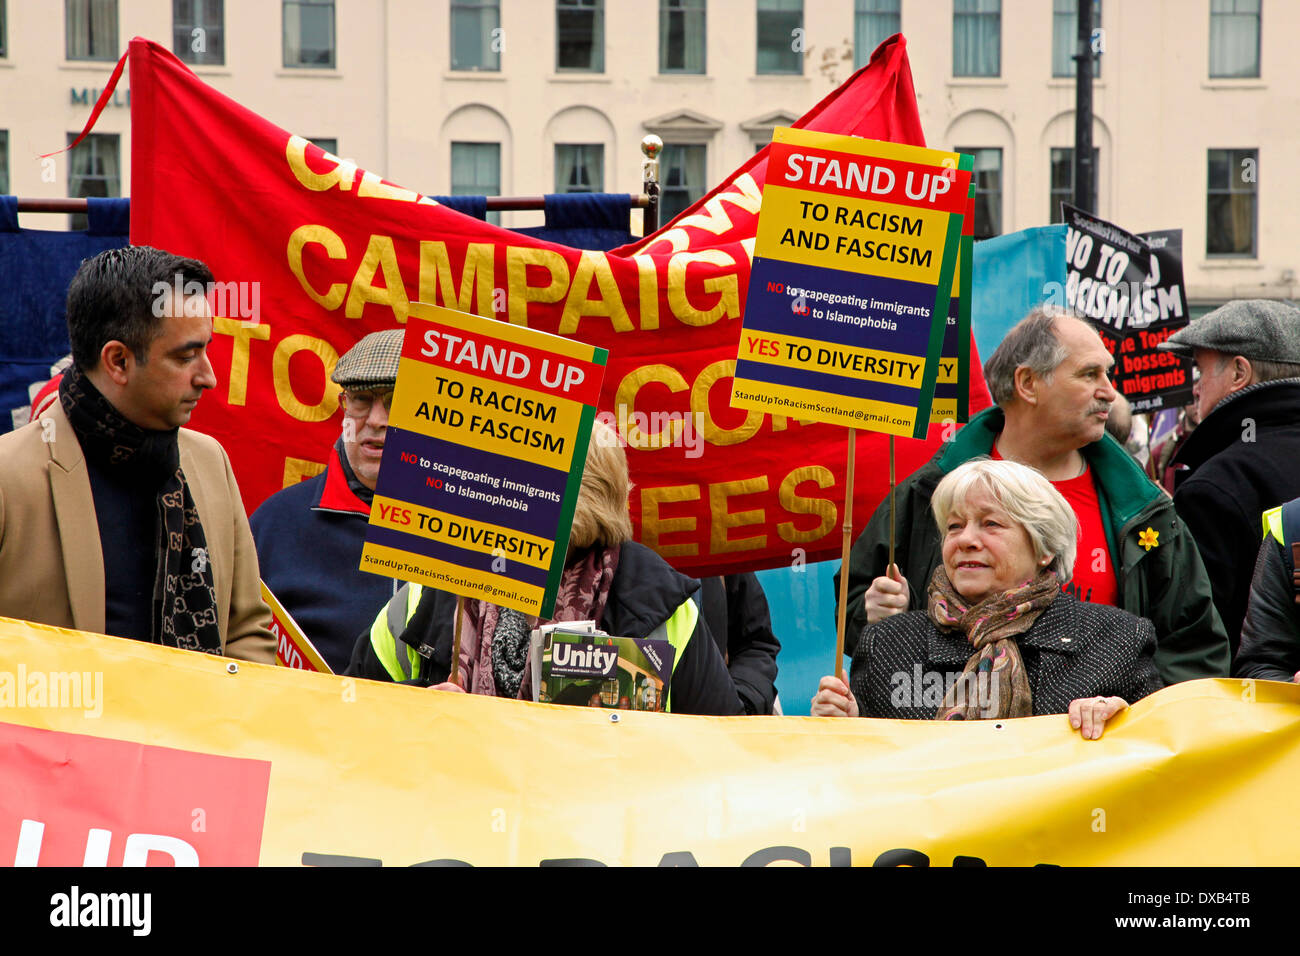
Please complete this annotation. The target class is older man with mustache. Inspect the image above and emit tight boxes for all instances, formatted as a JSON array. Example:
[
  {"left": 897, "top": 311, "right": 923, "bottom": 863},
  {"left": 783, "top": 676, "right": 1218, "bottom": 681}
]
[
  {"left": 251, "top": 329, "right": 426, "bottom": 673},
  {"left": 837, "top": 307, "right": 1230, "bottom": 685}
]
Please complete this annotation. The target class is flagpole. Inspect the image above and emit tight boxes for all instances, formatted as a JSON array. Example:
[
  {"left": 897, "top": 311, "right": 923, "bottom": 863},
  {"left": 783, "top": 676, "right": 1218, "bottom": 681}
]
[{"left": 835, "top": 428, "right": 857, "bottom": 682}]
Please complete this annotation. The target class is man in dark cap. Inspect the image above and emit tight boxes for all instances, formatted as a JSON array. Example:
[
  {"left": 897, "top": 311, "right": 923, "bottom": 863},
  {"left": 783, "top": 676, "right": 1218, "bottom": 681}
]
[
  {"left": 1157, "top": 299, "right": 1300, "bottom": 652},
  {"left": 251, "top": 328, "right": 416, "bottom": 672}
]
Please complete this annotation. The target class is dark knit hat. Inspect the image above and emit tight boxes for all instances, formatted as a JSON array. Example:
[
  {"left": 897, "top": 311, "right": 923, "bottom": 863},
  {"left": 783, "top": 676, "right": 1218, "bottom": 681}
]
[
  {"left": 330, "top": 329, "right": 404, "bottom": 389},
  {"left": 1158, "top": 299, "right": 1300, "bottom": 363}
]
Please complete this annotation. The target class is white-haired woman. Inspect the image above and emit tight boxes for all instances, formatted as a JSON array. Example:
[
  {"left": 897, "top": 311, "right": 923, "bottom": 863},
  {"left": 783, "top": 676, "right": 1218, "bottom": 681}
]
[
  {"left": 814, "top": 458, "right": 1161, "bottom": 738},
  {"left": 348, "top": 420, "right": 741, "bottom": 715}
]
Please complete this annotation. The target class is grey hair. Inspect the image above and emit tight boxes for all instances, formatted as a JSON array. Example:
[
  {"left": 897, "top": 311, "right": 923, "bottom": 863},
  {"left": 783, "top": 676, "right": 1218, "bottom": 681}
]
[
  {"left": 931, "top": 458, "right": 1078, "bottom": 580},
  {"left": 983, "top": 307, "right": 1074, "bottom": 407},
  {"left": 1217, "top": 352, "right": 1300, "bottom": 385}
]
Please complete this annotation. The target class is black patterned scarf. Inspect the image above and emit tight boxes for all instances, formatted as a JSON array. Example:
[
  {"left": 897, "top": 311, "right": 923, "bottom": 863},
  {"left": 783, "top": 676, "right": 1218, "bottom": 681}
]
[{"left": 60, "top": 364, "right": 222, "bottom": 655}]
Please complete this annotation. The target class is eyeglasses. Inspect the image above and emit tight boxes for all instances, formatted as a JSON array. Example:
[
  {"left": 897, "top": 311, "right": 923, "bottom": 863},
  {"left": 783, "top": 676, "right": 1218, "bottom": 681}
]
[{"left": 340, "top": 388, "right": 395, "bottom": 415}]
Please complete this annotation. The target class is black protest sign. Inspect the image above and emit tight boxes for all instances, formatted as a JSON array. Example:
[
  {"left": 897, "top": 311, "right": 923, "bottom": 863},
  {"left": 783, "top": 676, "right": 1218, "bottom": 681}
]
[
  {"left": 1124, "top": 229, "right": 1193, "bottom": 412},
  {"left": 1061, "top": 205, "right": 1193, "bottom": 413}
]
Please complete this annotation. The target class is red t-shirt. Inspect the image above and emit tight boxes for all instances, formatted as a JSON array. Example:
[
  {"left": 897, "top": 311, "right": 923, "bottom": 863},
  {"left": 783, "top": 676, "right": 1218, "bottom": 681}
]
[{"left": 988, "top": 448, "right": 1119, "bottom": 606}]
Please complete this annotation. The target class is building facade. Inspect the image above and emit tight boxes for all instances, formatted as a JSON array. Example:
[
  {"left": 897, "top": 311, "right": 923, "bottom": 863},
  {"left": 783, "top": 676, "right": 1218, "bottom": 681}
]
[{"left": 0, "top": 0, "right": 1295, "bottom": 306}]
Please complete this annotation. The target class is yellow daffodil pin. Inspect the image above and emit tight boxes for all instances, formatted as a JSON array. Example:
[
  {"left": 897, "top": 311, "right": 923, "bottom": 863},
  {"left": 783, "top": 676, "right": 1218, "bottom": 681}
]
[{"left": 1138, "top": 527, "right": 1159, "bottom": 551}]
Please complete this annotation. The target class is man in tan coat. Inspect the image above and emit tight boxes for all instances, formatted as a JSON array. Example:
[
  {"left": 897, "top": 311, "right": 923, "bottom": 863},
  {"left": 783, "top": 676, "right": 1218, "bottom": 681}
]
[{"left": 0, "top": 246, "right": 274, "bottom": 662}]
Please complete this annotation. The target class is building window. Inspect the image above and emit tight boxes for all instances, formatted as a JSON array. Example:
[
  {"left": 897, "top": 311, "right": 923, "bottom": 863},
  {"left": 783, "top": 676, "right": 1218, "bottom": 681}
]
[
  {"left": 1207, "top": 148, "right": 1257, "bottom": 256},
  {"left": 1049, "top": 147, "right": 1099, "bottom": 222},
  {"left": 660, "top": 144, "right": 706, "bottom": 221},
  {"left": 953, "top": 0, "right": 999, "bottom": 77},
  {"left": 557, "top": 0, "right": 603, "bottom": 72},
  {"left": 283, "top": 0, "right": 334, "bottom": 68},
  {"left": 555, "top": 144, "right": 604, "bottom": 193},
  {"left": 310, "top": 137, "right": 338, "bottom": 156},
  {"left": 451, "top": 0, "right": 500, "bottom": 71},
  {"left": 957, "top": 146, "right": 1001, "bottom": 238},
  {"left": 174, "top": 0, "right": 224, "bottom": 66},
  {"left": 68, "top": 132, "right": 120, "bottom": 230},
  {"left": 452, "top": 141, "right": 501, "bottom": 225},
  {"left": 660, "top": 0, "right": 706, "bottom": 74},
  {"left": 1209, "top": 0, "right": 1260, "bottom": 78},
  {"left": 854, "top": 0, "right": 900, "bottom": 68},
  {"left": 1052, "top": 0, "right": 1100, "bottom": 77},
  {"left": 1, "top": 2, "right": 8, "bottom": 58},
  {"left": 66, "top": 0, "right": 118, "bottom": 62},
  {"left": 0, "top": 131, "right": 8, "bottom": 195},
  {"left": 757, "top": 0, "right": 801, "bottom": 74}
]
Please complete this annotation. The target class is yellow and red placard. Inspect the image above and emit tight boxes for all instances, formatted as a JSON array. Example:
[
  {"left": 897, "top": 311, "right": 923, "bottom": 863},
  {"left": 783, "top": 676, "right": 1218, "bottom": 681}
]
[
  {"left": 262, "top": 581, "right": 332, "bottom": 674},
  {"left": 732, "top": 128, "right": 972, "bottom": 438},
  {"left": 125, "top": 36, "right": 993, "bottom": 579},
  {"left": 4, "top": 615, "right": 1300, "bottom": 866},
  {"left": 359, "top": 303, "right": 606, "bottom": 618}
]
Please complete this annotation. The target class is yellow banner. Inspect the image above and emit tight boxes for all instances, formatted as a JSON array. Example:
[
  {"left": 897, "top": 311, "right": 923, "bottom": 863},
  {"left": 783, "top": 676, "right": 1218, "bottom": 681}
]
[{"left": 3, "top": 615, "right": 1297, "bottom": 866}]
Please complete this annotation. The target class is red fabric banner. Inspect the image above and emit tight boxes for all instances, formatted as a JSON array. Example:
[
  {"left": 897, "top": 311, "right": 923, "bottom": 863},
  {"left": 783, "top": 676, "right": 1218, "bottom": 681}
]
[{"left": 126, "top": 34, "right": 990, "bottom": 577}]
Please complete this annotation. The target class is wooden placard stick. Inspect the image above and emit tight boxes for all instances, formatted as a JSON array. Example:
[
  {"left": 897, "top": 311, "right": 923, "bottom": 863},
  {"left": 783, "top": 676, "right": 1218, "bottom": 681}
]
[
  {"left": 889, "top": 435, "right": 897, "bottom": 571},
  {"left": 449, "top": 594, "right": 466, "bottom": 687},
  {"left": 834, "top": 428, "right": 857, "bottom": 682}
]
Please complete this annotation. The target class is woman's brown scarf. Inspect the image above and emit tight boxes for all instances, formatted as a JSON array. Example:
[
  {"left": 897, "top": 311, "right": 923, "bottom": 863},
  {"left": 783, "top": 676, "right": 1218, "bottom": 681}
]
[{"left": 926, "top": 566, "right": 1059, "bottom": 720}]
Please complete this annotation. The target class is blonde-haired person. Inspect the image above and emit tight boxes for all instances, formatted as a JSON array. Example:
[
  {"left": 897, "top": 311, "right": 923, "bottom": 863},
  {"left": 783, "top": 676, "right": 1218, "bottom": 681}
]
[
  {"left": 813, "top": 458, "right": 1162, "bottom": 738},
  {"left": 347, "top": 420, "right": 741, "bottom": 715}
]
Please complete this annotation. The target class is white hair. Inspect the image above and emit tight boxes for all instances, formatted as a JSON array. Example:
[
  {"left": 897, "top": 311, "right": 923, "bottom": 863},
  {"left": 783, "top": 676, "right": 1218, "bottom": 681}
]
[{"left": 931, "top": 458, "right": 1078, "bottom": 580}]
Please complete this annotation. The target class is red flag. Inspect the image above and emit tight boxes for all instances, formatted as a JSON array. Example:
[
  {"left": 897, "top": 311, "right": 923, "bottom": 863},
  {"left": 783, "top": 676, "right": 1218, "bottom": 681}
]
[{"left": 126, "top": 34, "right": 989, "bottom": 577}]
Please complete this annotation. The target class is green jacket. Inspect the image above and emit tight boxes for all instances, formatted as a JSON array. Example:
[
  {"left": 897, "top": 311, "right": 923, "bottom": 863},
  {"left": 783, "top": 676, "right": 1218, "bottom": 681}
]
[{"left": 836, "top": 406, "right": 1230, "bottom": 685}]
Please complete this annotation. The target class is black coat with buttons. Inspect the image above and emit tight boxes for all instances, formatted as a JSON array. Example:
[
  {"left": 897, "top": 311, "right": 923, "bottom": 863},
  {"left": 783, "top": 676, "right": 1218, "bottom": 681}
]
[{"left": 849, "top": 591, "right": 1163, "bottom": 719}]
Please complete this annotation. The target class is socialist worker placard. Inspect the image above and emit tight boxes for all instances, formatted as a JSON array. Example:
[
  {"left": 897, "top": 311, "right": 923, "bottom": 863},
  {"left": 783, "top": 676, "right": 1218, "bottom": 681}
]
[
  {"left": 360, "top": 303, "right": 607, "bottom": 618},
  {"left": 732, "top": 128, "right": 972, "bottom": 439}
]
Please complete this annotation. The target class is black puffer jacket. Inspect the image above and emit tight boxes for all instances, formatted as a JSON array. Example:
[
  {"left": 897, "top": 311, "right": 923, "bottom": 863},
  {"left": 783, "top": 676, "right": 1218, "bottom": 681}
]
[
  {"left": 1173, "top": 379, "right": 1300, "bottom": 651},
  {"left": 699, "top": 573, "right": 781, "bottom": 715},
  {"left": 1235, "top": 535, "right": 1300, "bottom": 681},
  {"left": 849, "top": 592, "right": 1163, "bottom": 719}
]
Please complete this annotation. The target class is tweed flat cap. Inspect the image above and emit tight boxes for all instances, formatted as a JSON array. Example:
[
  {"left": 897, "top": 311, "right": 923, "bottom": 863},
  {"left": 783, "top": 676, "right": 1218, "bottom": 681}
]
[
  {"left": 1157, "top": 299, "right": 1300, "bottom": 363},
  {"left": 331, "top": 329, "right": 405, "bottom": 388}
]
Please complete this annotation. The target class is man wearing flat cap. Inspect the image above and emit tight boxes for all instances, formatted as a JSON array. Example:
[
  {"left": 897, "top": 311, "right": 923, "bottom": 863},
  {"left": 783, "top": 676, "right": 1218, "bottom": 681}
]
[
  {"left": 251, "top": 329, "right": 416, "bottom": 672},
  {"left": 1157, "top": 299, "right": 1300, "bottom": 651}
]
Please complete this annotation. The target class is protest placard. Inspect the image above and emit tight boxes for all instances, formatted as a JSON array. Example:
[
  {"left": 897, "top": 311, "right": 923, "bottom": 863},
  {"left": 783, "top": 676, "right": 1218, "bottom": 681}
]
[
  {"left": 932, "top": 188, "right": 976, "bottom": 424},
  {"left": 262, "top": 581, "right": 332, "bottom": 674},
  {"left": 359, "top": 303, "right": 608, "bottom": 618},
  {"left": 1061, "top": 205, "right": 1192, "bottom": 413},
  {"left": 731, "top": 128, "right": 972, "bottom": 439}
]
